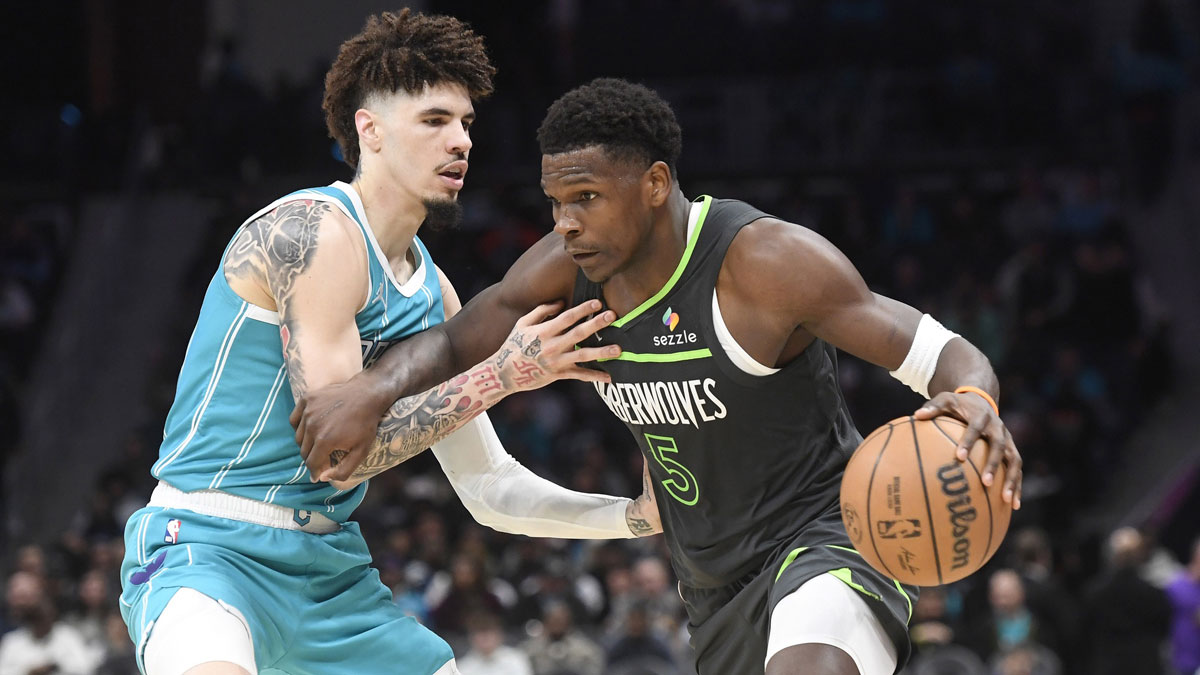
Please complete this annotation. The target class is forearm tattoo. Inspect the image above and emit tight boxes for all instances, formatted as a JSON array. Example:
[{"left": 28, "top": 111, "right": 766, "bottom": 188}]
[
  {"left": 344, "top": 314, "right": 554, "bottom": 480},
  {"left": 627, "top": 462, "right": 661, "bottom": 536},
  {"left": 349, "top": 363, "right": 502, "bottom": 481},
  {"left": 225, "top": 200, "right": 329, "bottom": 397}
]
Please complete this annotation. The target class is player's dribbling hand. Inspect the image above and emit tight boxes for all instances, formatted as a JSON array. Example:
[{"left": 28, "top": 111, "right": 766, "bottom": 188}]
[
  {"left": 491, "top": 299, "right": 621, "bottom": 392},
  {"left": 914, "top": 391, "right": 1023, "bottom": 509}
]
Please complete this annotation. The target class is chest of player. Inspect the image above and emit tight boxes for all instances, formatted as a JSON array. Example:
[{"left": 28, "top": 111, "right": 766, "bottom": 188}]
[
  {"left": 586, "top": 297, "right": 730, "bottom": 426},
  {"left": 355, "top": 270, "right": 444, "bottom": 368}
]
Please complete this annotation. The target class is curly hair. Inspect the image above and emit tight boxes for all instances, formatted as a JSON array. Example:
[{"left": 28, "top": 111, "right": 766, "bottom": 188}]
[
  {"left": 323, "top": 9, "right": 495, "bottom": 170},
  {"left": 537, "top": 78, "right": 682, "bottom": 176}
]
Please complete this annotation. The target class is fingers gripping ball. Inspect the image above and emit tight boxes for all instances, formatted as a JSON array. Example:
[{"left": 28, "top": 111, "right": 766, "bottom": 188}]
[{"left": 839, "top": 416, "right": 1011, "bottom": 587}]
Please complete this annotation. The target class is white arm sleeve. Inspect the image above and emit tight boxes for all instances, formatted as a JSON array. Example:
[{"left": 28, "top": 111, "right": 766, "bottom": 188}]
[{"left": 431, "top": 412, "right": 636, "bottom": 539}]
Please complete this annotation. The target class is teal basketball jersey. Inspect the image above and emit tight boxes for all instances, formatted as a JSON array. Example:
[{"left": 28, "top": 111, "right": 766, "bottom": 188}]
[{"left": 151, "top": 181, "right": 444, "bottom": 522}]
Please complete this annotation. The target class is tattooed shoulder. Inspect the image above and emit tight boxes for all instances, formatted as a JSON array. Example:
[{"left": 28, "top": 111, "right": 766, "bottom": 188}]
[{"left": 225, "top": 200, "right": 333, "bottom": 293}]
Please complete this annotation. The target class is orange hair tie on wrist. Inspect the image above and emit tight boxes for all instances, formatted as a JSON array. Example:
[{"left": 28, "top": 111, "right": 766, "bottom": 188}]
[{"left": 955, "top": 386, "right": 999, "bottom": 416}]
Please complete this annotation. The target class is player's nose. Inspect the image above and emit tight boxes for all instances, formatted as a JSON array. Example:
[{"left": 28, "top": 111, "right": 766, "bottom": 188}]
[
  {"left": 447, "top": 124, "right": 471, "bottom": 155},
  {"left": 553, "top": 213, "right": 582, "bottom": 237}
]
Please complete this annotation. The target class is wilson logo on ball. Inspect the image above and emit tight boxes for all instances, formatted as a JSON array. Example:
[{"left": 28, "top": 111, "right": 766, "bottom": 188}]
[{"left": 936, "top": 463, "right": 978, "bottom": 570}]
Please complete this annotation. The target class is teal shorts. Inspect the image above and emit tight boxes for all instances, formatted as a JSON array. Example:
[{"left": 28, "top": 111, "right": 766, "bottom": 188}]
[{"left": 119, "top": 505, "right": 453, "bottom": 674}]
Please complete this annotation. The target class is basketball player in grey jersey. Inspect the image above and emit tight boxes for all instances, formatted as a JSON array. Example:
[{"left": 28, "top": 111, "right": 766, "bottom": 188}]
[{"left": 294, "top": 78, "right": 1024, "bottom": 674}]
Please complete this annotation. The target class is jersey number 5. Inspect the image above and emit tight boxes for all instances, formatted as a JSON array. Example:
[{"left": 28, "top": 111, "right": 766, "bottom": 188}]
[{"left": 644, "top": 434, "right": 699, "bottom": 506}]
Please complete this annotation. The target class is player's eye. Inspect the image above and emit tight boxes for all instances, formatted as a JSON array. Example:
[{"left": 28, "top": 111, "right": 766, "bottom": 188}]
[{"left": 579, "top": 192, "right": 597, "bottom": 202}]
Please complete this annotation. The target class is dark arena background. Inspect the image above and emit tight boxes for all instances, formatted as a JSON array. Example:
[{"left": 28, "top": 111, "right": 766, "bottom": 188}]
[{"left": 2, "top": 2, "right": 1200, "bottom": 674}]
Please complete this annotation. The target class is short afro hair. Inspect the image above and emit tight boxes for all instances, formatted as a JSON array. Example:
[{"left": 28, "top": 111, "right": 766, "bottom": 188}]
[
  {"left": 323, "top": 9, "right": 495, "bottom": 170},
  {"left": 537, "top": 78, "right": 682, "bottom": 176}
]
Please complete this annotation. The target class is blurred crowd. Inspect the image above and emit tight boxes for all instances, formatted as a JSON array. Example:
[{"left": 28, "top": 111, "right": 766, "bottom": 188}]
[{"left": 4, "top": 0, "right": 1200, "bottom": 674}]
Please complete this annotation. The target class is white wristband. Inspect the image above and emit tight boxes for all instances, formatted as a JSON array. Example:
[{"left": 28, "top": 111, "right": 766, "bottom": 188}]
[
  {"left": 431, "top": 413, "right": 635, "bottom": 539},
  {"left": 889, "top": 314, "right": 959, "bottom": 399}
]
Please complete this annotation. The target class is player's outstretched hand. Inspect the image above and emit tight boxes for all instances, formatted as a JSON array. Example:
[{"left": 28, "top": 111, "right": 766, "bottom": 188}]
[
  {"left": 914, "top": 391, "right": 1023, "bottom": 509},
  {"left": 492, "top": 299, "right": 621, "bottom": 393}
]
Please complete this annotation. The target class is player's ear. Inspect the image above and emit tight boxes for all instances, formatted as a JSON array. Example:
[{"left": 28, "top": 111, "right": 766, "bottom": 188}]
[
  {"left": 645, "top": 161, "right": 672, "bottom": 208},
  {"left": 355, "top": 109, "right": 382, "bottom": 155}
]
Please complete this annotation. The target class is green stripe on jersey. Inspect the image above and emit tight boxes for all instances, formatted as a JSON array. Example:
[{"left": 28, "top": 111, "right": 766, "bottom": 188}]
[
  {"left": 612, "top": 196, "right": 713, "bottom": 328},
  {"left": 601, "top": 349, "right": 712, "bottom": 363}
]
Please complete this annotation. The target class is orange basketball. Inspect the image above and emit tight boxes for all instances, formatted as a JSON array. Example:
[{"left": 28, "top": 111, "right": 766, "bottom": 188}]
[{"left": 839, "top": 415, "right": 1011, "bottom": 587}]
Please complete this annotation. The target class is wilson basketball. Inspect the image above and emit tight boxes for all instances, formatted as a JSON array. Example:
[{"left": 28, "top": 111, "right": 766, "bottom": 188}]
[{"left": 839, "top": 416, "right": 1011, "bottom": 587}]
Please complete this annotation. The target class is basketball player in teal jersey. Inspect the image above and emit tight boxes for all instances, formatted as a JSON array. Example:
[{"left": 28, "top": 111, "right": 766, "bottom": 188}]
[
  {"left": 295, "top": 78, "right": 1026, "bottom": 675},
  {"left": 117, "top": 16, "right": 661, "bottom": 675}
]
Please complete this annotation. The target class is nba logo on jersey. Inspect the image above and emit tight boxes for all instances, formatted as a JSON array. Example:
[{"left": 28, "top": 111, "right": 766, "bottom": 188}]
[{"left": 164, "top": 519, "right": 181, "bottom": 544}]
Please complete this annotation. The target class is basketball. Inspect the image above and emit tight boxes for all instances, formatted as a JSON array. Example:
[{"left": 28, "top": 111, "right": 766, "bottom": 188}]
[{"left": 839, "top": 415, "right": 1011, "bottom": 587}]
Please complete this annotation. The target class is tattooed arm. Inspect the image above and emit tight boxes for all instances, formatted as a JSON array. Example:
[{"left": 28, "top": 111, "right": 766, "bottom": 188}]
[
  {"left": 319, "top": 299, "right": 620, "bottom": 487},
  {"left": 293, "top": 233, "right": 601, "bottom": 484},
  {"left": 626, "top": 458, "right": 663, "bottom": 536},
  {"left": 224, "top": 200, "right": 369, "bottom": 411}
]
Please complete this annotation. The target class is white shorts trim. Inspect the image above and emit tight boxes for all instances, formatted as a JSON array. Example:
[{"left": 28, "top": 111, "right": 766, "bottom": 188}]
[
  {"left": 765, "top": 572, "right": 898, "bottom": 675},
  {"left": 149, "top": 481, "right": 339, "bottom": 534},
  {"left": 143, "top": 587, "right": 257, "bottom": 675}
]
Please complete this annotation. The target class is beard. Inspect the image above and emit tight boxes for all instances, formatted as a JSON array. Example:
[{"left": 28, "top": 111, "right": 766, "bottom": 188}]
[{"left": 421, "top": 198, "right": 463, "bottom": 232}]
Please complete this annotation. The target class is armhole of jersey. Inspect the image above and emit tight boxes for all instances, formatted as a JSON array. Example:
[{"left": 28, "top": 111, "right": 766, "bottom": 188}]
[{"left": 711, "top": 288, "right": 780, "bottom": 376}]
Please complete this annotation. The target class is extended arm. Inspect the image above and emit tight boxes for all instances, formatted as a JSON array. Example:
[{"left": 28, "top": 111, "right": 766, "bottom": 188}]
[
  {"left": 311, "top": 299, "right": 618, "bottom": 487},
  {"left": 431, "top": 412, "right": 660, "bottom": 538},
  {"left": 356, "top": 263, "right": 660, "bottom": 538},
  {"left": 719, "top": 219, "right": 1021, "bottom": 507},
  {"left": 293, "top": 233, "right": 585, "bottom": 482}
]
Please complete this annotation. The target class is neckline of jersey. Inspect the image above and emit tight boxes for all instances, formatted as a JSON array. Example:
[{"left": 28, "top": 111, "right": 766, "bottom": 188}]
[
  {"left": 331, "top": 180, "right": 429, "bottom": 298},
  {"left": 610, "top": 195, "right": 713, "bottom": 328}
]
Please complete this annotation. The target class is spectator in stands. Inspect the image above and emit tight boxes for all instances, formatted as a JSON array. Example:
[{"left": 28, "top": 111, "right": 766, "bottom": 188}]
[
  {"left": 64, "top": 569, "right": 114, "bottom": 661},
  {"left": 605, "top": 600, "right": 677, "bottom": 673},
  {"left": 1082, "top": 527, "right": 1171, "bottom": 674},
  {"left": 428, "top": 554, "right": 506, "bottom": 637},
  {"left": 0, "top": 594, "right": 100, "bottom": 674},
  {"left": 522, "top": 600, "right": 605, "bottom": 675},
  {"left": 630, "top": 557, "right": 683, "bottom": 640},
  {"left": 1007, "top": 527, "right": 1081, "bottom": 669},
  {"left": 3, "top": 571, "right": 45, "bottom": 637},
  {"left": 513, "top": 555, "right": 602, "bottom": 627},
  {"left": 991, "top": 642, "right": 1063, "bottom": 675},
  {"left": 1167, "top": 537, "right": 1200, "bottom": 675},
  {"left": 458, "top": 612, "right": 533, "bottom": 675},
  {"left": 965, "top": 569, "right": 1059, "bottom": 664},
  {"left": 908, "top": 586, "right": 958, "bottom": 657}
]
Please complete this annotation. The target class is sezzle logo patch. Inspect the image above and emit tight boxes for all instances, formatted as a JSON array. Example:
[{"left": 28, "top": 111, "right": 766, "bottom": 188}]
[
  {"left": 662, "top": 307, "right": 680, "bottom": 331},
  {"left": 654, "top": 307, "right": 697, "bottom": 347}
]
